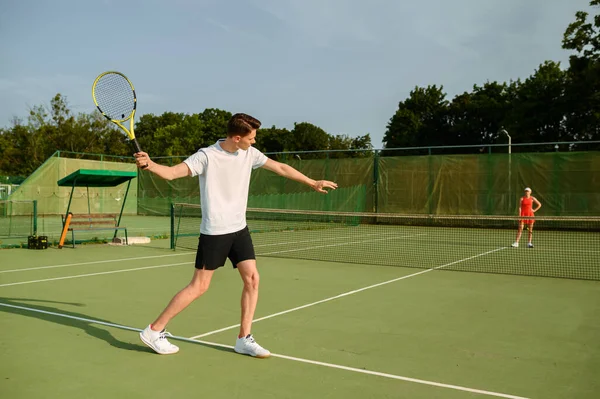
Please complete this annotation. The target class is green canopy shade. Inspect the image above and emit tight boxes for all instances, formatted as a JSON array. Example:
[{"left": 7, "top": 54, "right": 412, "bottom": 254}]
[
  {"left": 57, "top": 169, "right": 137, "bottom": 188},
  {"left": 57, "top": 169, "right": 138, "bottom": 237}
]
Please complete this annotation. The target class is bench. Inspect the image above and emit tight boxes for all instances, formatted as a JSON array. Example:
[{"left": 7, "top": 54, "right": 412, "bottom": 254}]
[{"left": 62, "top": 213, "right": 128, "bottom": 248}]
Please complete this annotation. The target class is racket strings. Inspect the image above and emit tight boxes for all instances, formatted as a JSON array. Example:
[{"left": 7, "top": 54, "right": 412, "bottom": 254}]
[{"left": 94, "top": 73, "right": 135, "bottom": 121}]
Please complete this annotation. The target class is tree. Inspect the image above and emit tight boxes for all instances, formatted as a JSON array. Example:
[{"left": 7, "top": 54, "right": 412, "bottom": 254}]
[
  {"left": 135, "top": 112, "right": 187, "bottom": 156},
  {"left": 255, "top": 126, "right": 292, "bottom": 156},
  {"left": 0, "top": 94, "right": 131, "bottom": 176},
  {"left": 0, "top": 124, "right": 34, "bottom": 175},
  {"left": 134, "top": 109, "right": 232, "bottom": 158},
  {"left": 510, "top": 62, "right": 569, "bottom": 144},
  {"left": 563, "top": 0, "right": 600, "bottom": 61},
  {"left": 195, "top": 108, "right": 232, "bottom": 148},
  {"left": 383, "top": 85, "right": 449, "bottom": 154},
  {"left": 349, "top": 134, "right": 374, "bottom": 157},
  {"left": 448, "top": 81, "right": 517, "bottom": 148},
  {"left": 563, "top": 0, "right": 600, "bottom": 144},
  {"left": 288, "top": 122, "right": 331, "bottom": 158},
  {"left": 327, "top": 134, "right": 373, "bottom": 158},
  {"left": 47, "top": 94, "right": 125, "bottom": 156}
]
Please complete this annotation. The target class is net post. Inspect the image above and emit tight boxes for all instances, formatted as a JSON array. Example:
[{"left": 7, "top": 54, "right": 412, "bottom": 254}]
[
  {"left": 33, "top": 200, "right": 38, "bottom": 235},
  {"left": 486, "top": 152, "right": 493, "bottom": 215},
  {"left": 553, "top": 152, "right": 563, "bottom": 216},
  {"left": 87, "top": 185, "right": 91, "bottom": 215},
  {"left": 373, "top": 150, "right": 380, "bottom": 213},
  {"left": 170, "top": 202, "right": 175, "bottom": 250},
  {"left": 428, "top": 150, "right": 434, "bottom": 214}
]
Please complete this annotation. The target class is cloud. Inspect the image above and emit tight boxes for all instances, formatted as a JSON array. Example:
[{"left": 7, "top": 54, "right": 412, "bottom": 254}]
[
  {"left": 0, "top": 79, "right": 18, "bottom": 92},
  {"left": 205, "top": 17, "right": 232, "bottom": 33},
  {"left": 0, "top": 74, "right": 93, "bottom": 124},
  {"left": 138, "top": 92, "right": 165, "bottom": 106},
  {"left": 0, "top": 74, "right": 86, "bottom": 97},
  {"left": 251, "top": 0, "right": 379, "bottom": 47}
]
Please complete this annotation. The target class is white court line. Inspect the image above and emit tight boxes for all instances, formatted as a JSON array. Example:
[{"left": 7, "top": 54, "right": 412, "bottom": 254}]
[
  {"left": 253, "top": 232, "right": 383, "bottom": 248},
  {"left": 0, "top": 252, "right": 195, "bottom": 274},
  {"left": 0, "top": 262, "right": 192, "bottom": 288},
  {"left": 0, "top": 302, "right": 529, "bottom": 399},
  {"left": 523, "top": 248, "right": 600, "bottom": 254},
  {"left": 191, "top": 247, "right": 507, "bottom": 339},
  {"left": 258, "top": 233, "right": 428, "bottom": 256},
  {"left": 0, "top": 230, "right": 413, "bottom": 275},
  {"left": 269, "top": 352, "right": 528, "bottom": 399},
  {"left": 0, "top": 234, "right": 422, "bottom": 288},
  {"left": 0, "top": 302, "right": 142, "bottom": 332}
]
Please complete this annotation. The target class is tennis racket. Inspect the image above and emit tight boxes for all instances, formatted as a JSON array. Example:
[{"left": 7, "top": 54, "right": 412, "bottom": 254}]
[{"left": 92, "top": 71, "right": 147, "bottom": 168}]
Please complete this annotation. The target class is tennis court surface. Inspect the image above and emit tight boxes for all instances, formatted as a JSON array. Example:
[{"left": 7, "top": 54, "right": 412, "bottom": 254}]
[{"left": 1, "top": 229, "right": 599, "bottom": 398}]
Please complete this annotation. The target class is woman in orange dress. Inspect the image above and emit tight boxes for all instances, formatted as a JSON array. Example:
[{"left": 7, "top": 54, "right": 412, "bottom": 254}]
[{"left": 512, "top": 187, "right": 542, "bottom": 248}]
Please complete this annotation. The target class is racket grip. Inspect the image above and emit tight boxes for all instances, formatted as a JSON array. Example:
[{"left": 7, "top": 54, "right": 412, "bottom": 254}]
[
  {"left": 131, "top": 138, "right": 143, "bottom": 153},
  {"left": 131, "top": 139, "right": 148, "bottom": 169}
]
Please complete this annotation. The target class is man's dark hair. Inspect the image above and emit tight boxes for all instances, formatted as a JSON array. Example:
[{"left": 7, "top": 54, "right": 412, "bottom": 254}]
[{"left": 227, "top": 113, "right": 261, "bottom": 136}]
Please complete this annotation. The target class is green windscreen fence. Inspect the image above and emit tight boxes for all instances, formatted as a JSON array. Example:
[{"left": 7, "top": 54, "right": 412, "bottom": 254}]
[
  {"left": 8, "top": 156, "right": 138, "bottom": 216},
  {"left": 0, "top": 200, "right": 37, "bottom": 238},
  {"left": 139, "top": 151, "right": 599, "bottom": 216},
  {"left": 137, "top": 157, "right": 372, "bottom": 216},
  {"left": 378, "top": 152, "right": 600, "bottom": 215},
  {"left": 6, "top": 149, "right": 600, "bottom": 222},
  {"left": 2, "top": 154, "right": 139, "bottom": 247}
]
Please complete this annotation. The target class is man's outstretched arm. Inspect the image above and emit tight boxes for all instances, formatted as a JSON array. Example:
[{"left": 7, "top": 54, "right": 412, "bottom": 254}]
[{"left": 261, "top": 159, "right": 337, "bottom": 193}]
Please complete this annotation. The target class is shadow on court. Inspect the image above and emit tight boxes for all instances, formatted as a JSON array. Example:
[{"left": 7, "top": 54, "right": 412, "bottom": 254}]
[
  {"left": 0, "top": 297, "right": 234, "bottom": 355},
  {"left": 0, "top": 297, "right": 150, "bottom": 352}
]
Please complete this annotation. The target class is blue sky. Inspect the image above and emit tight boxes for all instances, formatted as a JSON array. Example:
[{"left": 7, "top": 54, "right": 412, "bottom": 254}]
[{"left": 0, "top": 0, "right": 590, "bottom": 147}]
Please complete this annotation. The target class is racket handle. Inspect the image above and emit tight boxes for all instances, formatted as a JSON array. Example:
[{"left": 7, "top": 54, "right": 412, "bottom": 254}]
[
  {"left": 131, "top": 138, "right": 143, "bottom": 153},
  {"left": 131, "top": 139, "right": 148, "bottom": 169}
]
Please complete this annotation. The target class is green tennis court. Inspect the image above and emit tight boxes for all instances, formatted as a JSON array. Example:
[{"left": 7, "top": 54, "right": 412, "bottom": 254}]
[{"left": 1, "top": 235, "right": 599, "bottom": 399}]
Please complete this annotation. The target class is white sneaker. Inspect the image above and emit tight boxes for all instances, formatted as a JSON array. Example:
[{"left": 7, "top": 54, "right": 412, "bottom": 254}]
[
  {"left": 139, "top": 325, "right": 179, "bottom": 355},
  {"left": 234, "top": 334, "right": 270, "bottom": 358},
  {"left": 511, "top": 242, "right": 519, "bottom": 248},
  {"left": 527, "top": 243, "right": 534, "bottom": 248}
]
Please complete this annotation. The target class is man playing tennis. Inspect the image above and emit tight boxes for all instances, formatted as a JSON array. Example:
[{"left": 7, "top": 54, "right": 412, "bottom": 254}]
[
  {"left": 512, "top": 187, "right": 542, "bottom": 248},
  {"left": 136, "top": 113, "right": 337, "bottom": 358}
]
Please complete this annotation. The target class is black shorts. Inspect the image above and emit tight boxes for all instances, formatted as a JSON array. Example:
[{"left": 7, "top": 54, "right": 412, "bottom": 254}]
[{"left": 195, "top": 226, "right": 255, "bottom": 270}]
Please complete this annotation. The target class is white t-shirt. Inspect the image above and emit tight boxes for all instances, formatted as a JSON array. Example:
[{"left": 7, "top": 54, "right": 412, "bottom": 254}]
[{"left": 183, "top": 140, "right": 268, "bottom": 235}]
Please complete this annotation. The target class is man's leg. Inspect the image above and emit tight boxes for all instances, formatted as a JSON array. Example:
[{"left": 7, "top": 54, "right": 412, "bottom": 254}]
[
  {"left": 234, "top": 259, "right": 270, "bottom": 358},
  {"left": 152, "top": 267, "right": 215, "bottom": 331},
  {"left": 140, "top": 268, "right": 214, "bottom": 354},
  {"left": 237, "top": 259, "right": 259, "bottom": 338}
]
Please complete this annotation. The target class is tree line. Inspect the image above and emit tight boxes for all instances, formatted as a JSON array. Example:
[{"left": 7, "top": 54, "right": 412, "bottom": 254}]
[
  {"left": 1, "top": 1, "right": 598, "bottom": 177},
  {"left": 0, "top": 97, "right": 373, "bottom": 177}
]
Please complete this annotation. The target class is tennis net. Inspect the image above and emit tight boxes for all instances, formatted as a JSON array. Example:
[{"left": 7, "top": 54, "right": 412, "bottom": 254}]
[
  {"left": 171, "top": 203, "right": 600, "bottom": 281},
  {"left": 0, "top": 200, "right": 37, "bottom": 238}
]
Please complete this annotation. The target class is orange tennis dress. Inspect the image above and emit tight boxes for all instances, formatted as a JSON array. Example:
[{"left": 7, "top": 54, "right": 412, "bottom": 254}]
[{"left": 520, "top": 197, "right": 534, "bottom": 224}]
